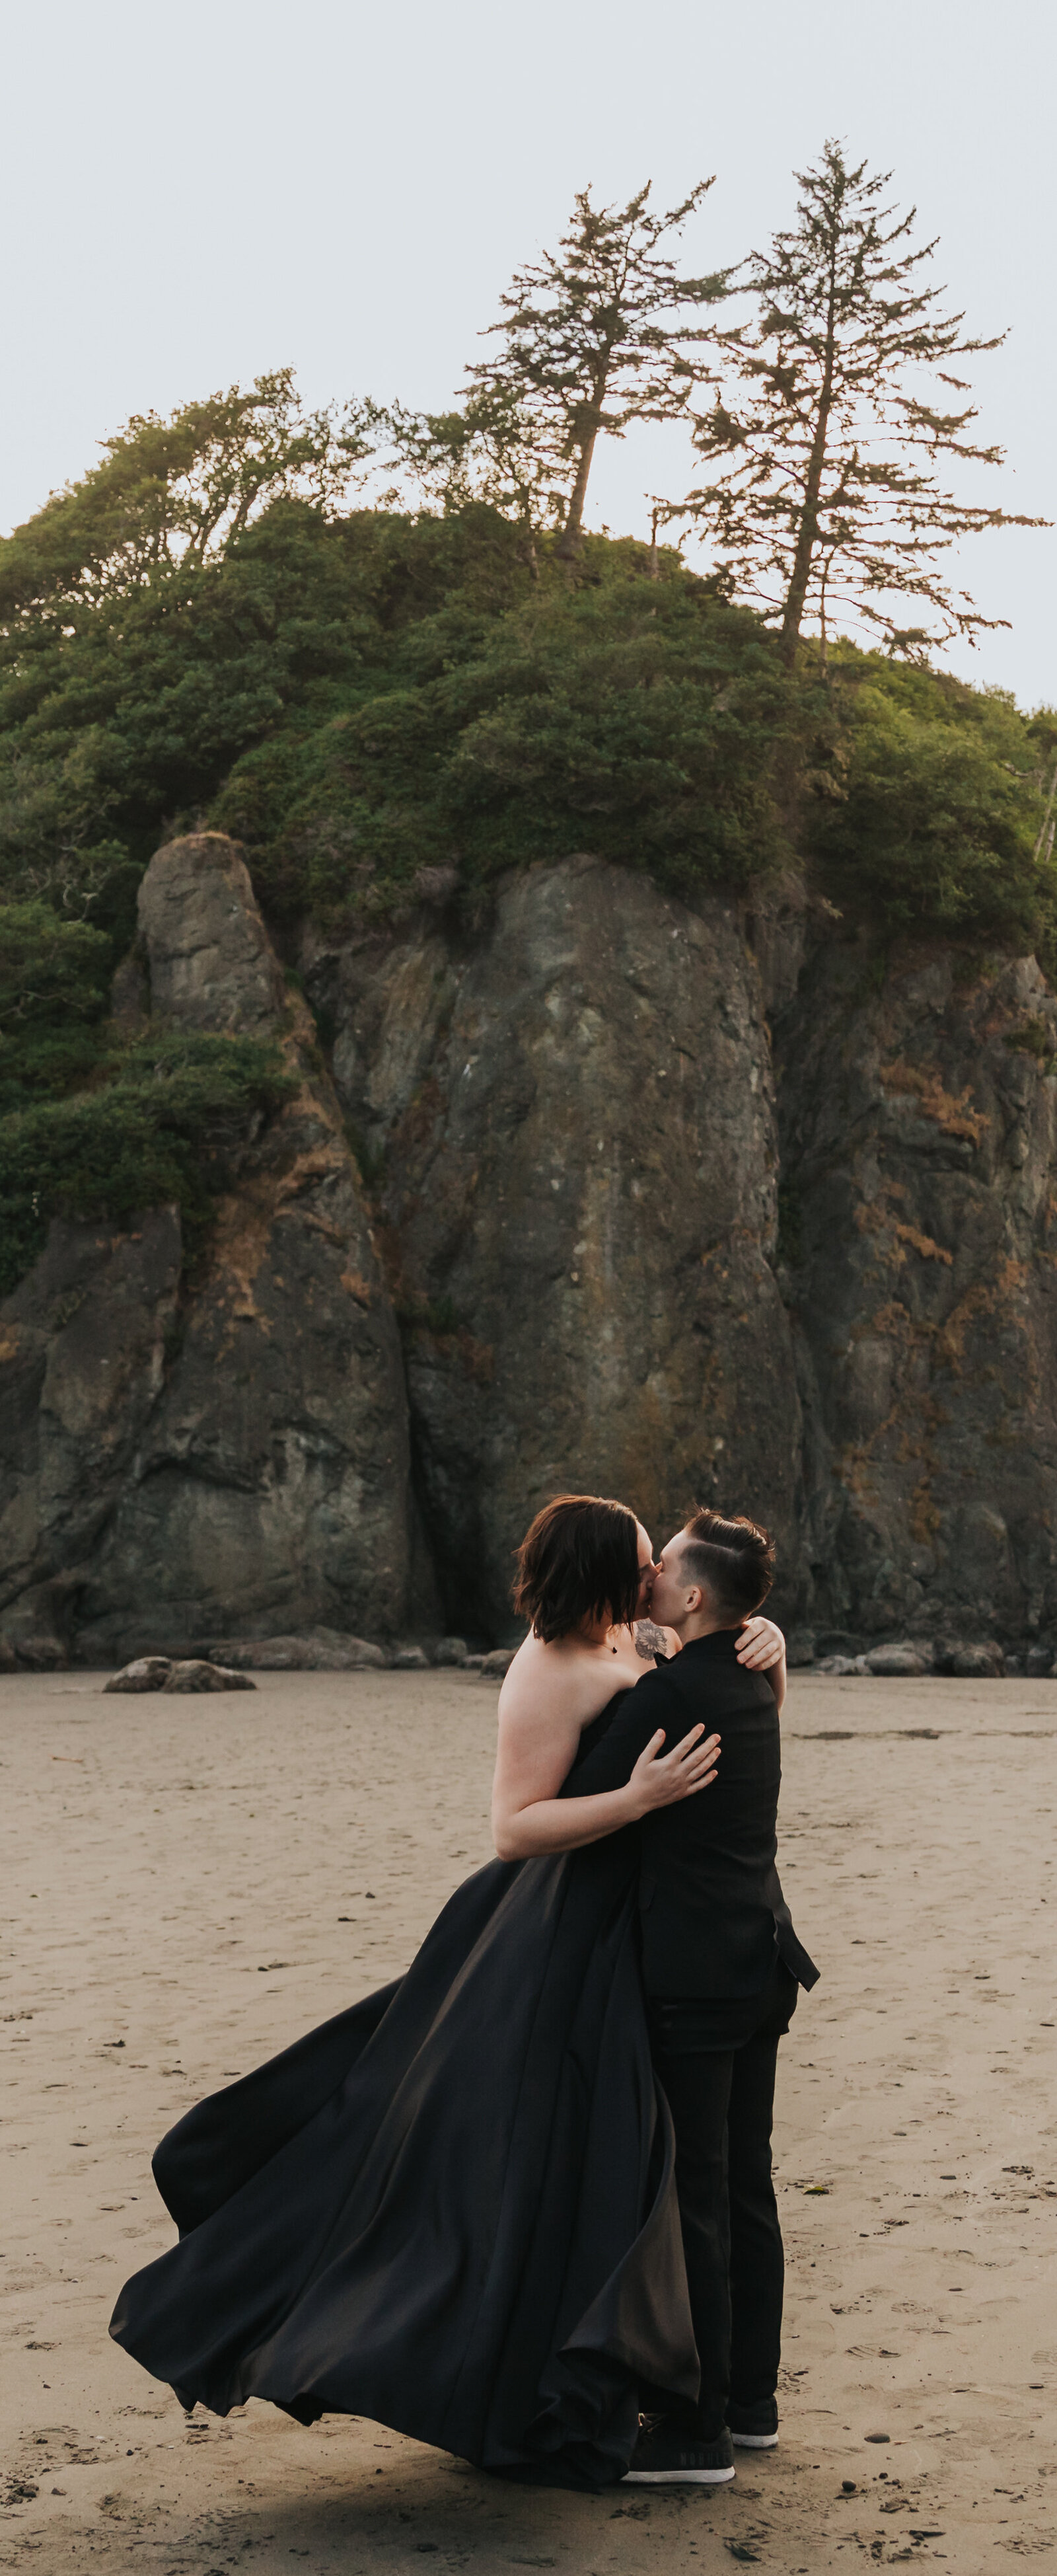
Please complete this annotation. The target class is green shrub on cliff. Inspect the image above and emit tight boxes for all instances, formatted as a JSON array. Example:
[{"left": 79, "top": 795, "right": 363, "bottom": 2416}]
[
  {"left": 0, "top": 903, "right": 114, "bottom": 1114},
  {"left": 0, "top": 423, "right": 787, "bottom": 929},
  {"left": 809, "top": 657, "right": 1056, "bottom": 952},
  {"left": 0, "top": 1030, "right": 294, "bottom": 1297},
  {"left": 212, "top": 547, "right": 795, "bottom": 917},
  {"left": 0, "top": 500, "right": 403, "bottom": 946}
]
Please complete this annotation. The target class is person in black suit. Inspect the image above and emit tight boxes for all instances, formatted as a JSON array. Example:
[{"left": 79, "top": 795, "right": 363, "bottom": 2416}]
[{"left": 562, "top": 1507, "right": 819, "bottom": 2487}]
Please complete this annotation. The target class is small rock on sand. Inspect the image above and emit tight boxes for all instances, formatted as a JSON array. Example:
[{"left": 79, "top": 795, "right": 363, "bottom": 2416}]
[
  {"left": 104, "top": 1658, "right": 175, "bottom": 1693},
  {"left": 161, "top": 1661, "right": 256, "bottom": 1694},
  {"left": 104, "top": 1658, "right": 255, "bottom": 1694}
]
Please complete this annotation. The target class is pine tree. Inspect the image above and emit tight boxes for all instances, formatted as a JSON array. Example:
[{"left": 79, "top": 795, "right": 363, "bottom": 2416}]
[
  {"left": 464, "top": 182, "right": 726, "bottom": 556},
  {"left": 671, "top": 141, "right": 1042, "bottom": 664}
]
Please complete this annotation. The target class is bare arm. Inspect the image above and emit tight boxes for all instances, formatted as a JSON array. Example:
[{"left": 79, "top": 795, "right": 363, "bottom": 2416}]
[
  {"left": 736, "top": 1614, "right": 787, "bottom": 1716},
  {"left": 492, "top": 1664, "right": 720, "bottom": 1860}
]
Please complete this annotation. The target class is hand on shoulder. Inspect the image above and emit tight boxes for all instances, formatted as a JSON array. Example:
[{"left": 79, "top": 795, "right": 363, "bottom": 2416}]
[{"left": 735, "top": 1614, "right": 785, "bottom": 1671}]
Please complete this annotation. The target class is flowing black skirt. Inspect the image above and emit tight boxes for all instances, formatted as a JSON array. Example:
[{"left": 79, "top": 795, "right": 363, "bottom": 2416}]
[{"left": 109, "top": 1831, "right": 698, "bottom": 2488}]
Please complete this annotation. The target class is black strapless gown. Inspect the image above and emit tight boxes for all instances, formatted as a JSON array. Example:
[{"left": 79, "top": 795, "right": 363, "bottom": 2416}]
[{"left": 108, "top": 1702, "right": 698, "bottom": 2489}]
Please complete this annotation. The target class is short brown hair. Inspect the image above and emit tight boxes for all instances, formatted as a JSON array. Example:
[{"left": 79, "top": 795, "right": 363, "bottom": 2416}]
[
  {"left": 680, "top": 1507, "right": 775, "bottom": 1620},
  {"left": 513, "top": 1494, "right": 641, "bottom": 1644}
]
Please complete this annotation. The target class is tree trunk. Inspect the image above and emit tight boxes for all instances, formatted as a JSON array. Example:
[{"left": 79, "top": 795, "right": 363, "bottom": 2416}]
[
  {"left": 817, "top": 548, "right": 834, "bottom": 672},
  {"left": 556, "top": 358, "right": 612, "bottom": 559},
  {"left": 556, "top": 426, "right": 601, "bottom": 558},
  {"left": 779, "top": 255, "right": 838, "bottom": 667}
]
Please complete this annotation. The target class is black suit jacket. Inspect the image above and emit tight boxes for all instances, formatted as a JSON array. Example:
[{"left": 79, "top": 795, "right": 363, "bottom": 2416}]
[{"left": 562, "top": 1630, "right": 819, "bottom": 2000}]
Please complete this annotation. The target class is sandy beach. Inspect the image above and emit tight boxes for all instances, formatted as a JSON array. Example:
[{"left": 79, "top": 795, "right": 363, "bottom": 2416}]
[{"left": 1, "top": 1666, "right": 1054, "bottom": 2575}]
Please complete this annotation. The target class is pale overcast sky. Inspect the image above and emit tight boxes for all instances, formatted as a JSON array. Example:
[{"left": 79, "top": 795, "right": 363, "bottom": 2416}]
[{"left": 3, "top": 0, "right": 1053, "bottom": 704}]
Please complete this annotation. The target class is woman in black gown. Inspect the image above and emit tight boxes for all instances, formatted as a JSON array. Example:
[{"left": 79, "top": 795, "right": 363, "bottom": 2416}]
[{"left": 109, "top": 1497, "right": 750, "bottom": 2489}]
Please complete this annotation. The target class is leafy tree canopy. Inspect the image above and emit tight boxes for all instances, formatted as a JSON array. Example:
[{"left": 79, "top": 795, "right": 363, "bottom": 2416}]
[{"left": 0, "top": 367, "right": 371, "bottom": 615}]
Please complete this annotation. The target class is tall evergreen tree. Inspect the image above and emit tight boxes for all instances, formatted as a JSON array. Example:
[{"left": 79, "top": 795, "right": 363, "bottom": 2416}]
[
  {"left": 671, "top": 141, "right": 1041, "bottom": 664},
  {"left": 464, "top": 182, "right": 726, "bottom": 556}
]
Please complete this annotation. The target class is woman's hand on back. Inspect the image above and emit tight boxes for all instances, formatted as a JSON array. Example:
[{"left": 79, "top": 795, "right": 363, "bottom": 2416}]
[{"left": 626, "top": 1725, "right": 721, "bottom": 1819}]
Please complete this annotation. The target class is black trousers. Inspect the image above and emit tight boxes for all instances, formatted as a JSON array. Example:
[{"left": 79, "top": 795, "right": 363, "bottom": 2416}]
[{"left": 645, "top": 1957, "right": 799, "bottom": 2442}]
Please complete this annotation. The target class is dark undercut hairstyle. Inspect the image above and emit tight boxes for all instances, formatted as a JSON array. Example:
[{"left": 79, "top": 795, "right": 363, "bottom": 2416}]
[
  {"left": 680, "top": 1507, "right": 775, "bottom": 1622},
  {"left": 512, "top": 1494, "right": 641, "bottom": 1644}
]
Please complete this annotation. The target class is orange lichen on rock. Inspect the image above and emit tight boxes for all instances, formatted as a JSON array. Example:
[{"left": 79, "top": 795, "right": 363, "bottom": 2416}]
[
  {"left": 854, "top": 1190, "right": 953, "bottom": 1266},
  {"left": 880, "top": 1058, "right": 989, "bottom": 1145},
  {"left": 892, "top": 1221, "right": 953, "bottom": 1266}
]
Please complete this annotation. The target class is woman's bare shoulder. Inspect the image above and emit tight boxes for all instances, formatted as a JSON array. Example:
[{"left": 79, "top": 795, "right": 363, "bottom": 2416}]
[
  {"left": 497, "top": 1630, "right": 628, "bottom": 1737},
  {"left": 499, "top": 1632, "right": 581, "bottom": 1727}
]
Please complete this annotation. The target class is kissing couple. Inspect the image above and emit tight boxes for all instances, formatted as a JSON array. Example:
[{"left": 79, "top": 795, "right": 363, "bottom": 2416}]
[{"left": 111, "top": 1494, "right": 819, "bottom": 2491}]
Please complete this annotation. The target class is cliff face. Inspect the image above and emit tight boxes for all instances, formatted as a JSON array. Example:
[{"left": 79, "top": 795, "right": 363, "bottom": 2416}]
[
  {"left": 305, "top": 858, "right": 804, "bottom": 1638},
  {"left": 774, "top": 940, "right": 1057, "bottom": 1642},
  {"left": 0, "top": 835, "right": 431, "bottom": 1659},
  {"left": 3, "top": 832, "right": 1056, "bottom": 1659}
]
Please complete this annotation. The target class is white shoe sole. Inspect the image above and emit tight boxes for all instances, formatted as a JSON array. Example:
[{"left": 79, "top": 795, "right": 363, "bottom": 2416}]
[
  {"left": 623, "top": 2466, "right": 736, "bottom": 2484},
  {"left": 731, "top": 2431, "right": 778, "bottom": 2448}
]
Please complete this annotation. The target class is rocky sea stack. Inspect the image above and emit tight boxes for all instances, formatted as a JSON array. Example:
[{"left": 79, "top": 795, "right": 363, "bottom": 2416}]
[{"left": 3, "top": 829, "right": 1057, "bottom": 1665}]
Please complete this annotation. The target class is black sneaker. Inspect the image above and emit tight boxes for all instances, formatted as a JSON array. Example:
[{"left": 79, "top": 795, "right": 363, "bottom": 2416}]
[
  {"left": 624, "top": 2422, "right": 735, "bottom": 2484},
  {"left": 727, "top": 2397, "right": 778, "bottom": 2448}
]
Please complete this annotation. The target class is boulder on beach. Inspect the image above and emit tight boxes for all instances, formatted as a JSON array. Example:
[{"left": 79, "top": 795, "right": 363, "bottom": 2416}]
[
  {"left": 104, "top": 1657, "right": 173, "bottom": 1693},
  {"left": 13, "top": 1636, "right": 68, "bottom": 1671},
  {"left": 207, "top": 1634, "right": 388, "bottom": 1671},
  {"left": 865, "top": 1643, "right": 930, "bottom": 1677},
  {"left": 943, "top": 1642, "right": 1006, "bottom": 1679},
  {"left": 104, "top": 1657, "right": 255, "bottom": 1693}
]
